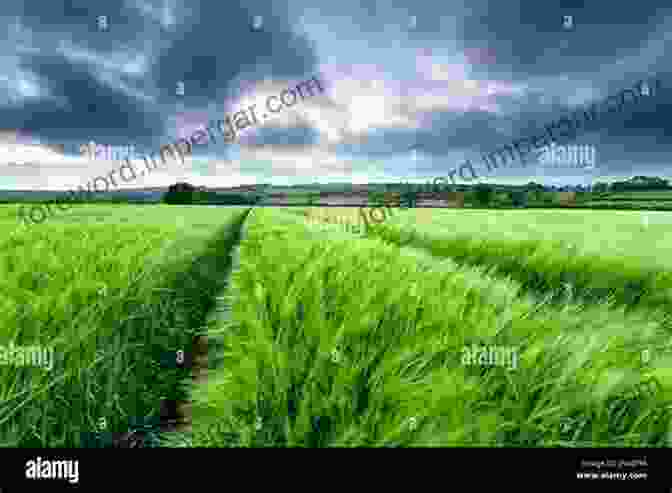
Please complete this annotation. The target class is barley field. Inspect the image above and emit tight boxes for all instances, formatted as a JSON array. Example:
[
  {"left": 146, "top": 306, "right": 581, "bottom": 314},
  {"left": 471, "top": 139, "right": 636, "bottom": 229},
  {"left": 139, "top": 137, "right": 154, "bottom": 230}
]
[
  {"left": 188, "top": 206, "right": 672, "bottom": 447},
  {"left": 0, "top": 204, "right": 249, "bottom": 447},
  {"left": 2, "top": 204, "right": 671, "bottom": 447}
]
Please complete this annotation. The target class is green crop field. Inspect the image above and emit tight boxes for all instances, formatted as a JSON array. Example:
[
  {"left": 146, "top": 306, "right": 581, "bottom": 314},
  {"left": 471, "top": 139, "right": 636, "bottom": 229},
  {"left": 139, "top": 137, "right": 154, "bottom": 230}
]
[
  {"left": 579, "top": 201, "right": 672, "bottom": 210},
  {"left": 597, "top": 191, "right": 672, "bottom": 201},
  {"left": 3, "top": 204, "right": 671, "bottom": 447},
  {"left": 187, "top": 207, "right": 672, "bottom": 447},
  {"left": 0, "top": 204, "right": 249, "bottom": 447}
]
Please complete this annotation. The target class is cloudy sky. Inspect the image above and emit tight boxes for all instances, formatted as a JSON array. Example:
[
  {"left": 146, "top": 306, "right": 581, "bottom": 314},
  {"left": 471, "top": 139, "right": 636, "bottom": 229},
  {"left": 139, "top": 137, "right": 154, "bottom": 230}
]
[{"left": 1, "top": 0, "right": 671, "bottom": 191}]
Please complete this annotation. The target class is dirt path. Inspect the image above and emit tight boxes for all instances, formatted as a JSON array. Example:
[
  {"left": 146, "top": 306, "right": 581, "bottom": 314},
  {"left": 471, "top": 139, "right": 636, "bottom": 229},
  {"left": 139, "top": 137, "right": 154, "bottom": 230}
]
[
  {"left": 172, "top": 334, "right": 209, "bottom": 434},
  {"left": 113, "top": 209, "right": 251, "bottom": 448}
]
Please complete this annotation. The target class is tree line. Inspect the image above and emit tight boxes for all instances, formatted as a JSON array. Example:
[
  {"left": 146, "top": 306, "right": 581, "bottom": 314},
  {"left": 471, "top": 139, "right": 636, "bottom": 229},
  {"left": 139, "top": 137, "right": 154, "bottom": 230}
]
[
  {"left": 162, "top": 182, "right": 262, "bottom": 205},
  {"left": 161, "top": 175, "right": 671, "bottom": 208}
]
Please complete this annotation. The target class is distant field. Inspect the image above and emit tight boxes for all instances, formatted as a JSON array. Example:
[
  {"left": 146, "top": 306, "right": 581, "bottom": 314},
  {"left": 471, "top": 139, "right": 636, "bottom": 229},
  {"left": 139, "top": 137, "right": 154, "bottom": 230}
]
[
  {"left": 599, "top": 192, "right": 672, "bottom": 201},
  {"left": 391, "top": 209, "right": 672, "bottom": 271},
  {"left": 367, "top": 209, "right": 672, "bottom": 311},
  {"left": 579, "top": 201, "right": 672, "bottom": 209}
]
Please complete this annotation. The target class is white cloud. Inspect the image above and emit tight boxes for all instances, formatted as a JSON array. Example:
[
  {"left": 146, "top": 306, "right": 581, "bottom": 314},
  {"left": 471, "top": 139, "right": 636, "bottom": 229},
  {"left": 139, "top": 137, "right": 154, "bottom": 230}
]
[
  {"left": 0, "top": 142, "right": 72, "bottom": 165},
  {"left": 238, "top": 144, "right": 354, "bottom": 177}
]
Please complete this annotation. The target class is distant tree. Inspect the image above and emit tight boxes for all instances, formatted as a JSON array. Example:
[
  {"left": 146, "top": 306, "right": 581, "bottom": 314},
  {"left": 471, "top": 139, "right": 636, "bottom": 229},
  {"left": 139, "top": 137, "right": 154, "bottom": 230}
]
[
  {"left": 399, "top": 186, "right": 418, "bottom": 208},
  {"left": 367, "top": 191, "right": 385, "bottom": 208},
  {"left": 473, "top": 184, "right": 494, "bottom": 207},
  {"left": 611, "top": 176, "right": 669, "bottom": 192},
  {"left": 592, "top": 182, "right": 609, "bottom": 194},
  {"left": 305, "top": 192, "right": 319, "bottom": 205},
  {"left": 510, "top": 191, "right": 528, "bottom": 207},
  {"left": 542, "top": 192, "right": 555, "bottom": 204},
  {"left": 163, "top": 182, "right": 198, "bottom": 204},
  {"left": 525, "top": 181, "right": 545, "bottom": 192},
  {"left": 525, "top": 186, "right": 545, "bottom": 203}
]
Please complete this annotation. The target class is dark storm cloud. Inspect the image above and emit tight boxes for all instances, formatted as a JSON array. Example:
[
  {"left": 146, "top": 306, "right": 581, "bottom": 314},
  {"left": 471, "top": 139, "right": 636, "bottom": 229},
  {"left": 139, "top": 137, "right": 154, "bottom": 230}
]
[
  {"left": 598, "top": 73, "right": 672, "bottom": 141},
  {"left": 151, "top": 1, "right": 318, "bottom": 108},
  {"left": 411, "top": 110, "right": 515, "bottom": 156},
  {"left": 7, "top": 54, "right": 165, "bottom": 143},
  {"left": 19, "top": 0, "right": 149, "bottom": 52},
  {"left": 0, "top": 0, "right": 162, "bottom": 147},
  {"left": 398, "top": 0, "right": 672, "bottom": 80},
  {"left": 2, "top": 0, "right": 317, "bottom": 153},
  {"left": 445, "top": 0, "right": 672, "bottom": 160},
  {"left": 333, "top": 128, "right": 421, "bottom": 158}
]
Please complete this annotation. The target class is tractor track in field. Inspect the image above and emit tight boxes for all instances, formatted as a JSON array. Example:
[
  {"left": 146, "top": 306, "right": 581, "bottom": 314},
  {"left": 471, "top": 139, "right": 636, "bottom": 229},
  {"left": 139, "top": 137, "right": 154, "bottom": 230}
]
[{"left": 111, "top": 208, "right": 252, "bottom": 448}]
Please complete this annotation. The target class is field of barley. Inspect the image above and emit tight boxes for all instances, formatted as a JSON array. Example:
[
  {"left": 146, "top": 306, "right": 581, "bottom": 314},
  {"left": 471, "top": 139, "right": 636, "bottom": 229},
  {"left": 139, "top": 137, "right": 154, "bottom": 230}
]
[
  {"left": 0, "top": 204, "right": 249, "bottom": 447},
  {"left": 186, "top": 206, "right": 672, "bottom": 447},
  {"left": 2, "top": 204, "right": 671, "bottom": 447}
]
